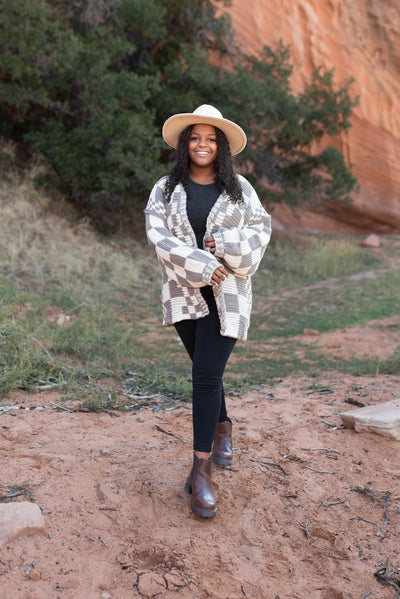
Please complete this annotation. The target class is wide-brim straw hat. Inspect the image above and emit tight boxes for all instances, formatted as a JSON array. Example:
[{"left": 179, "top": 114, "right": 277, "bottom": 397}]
[{"left": 162, "top": 104, "right": 247, "bottom": 156}]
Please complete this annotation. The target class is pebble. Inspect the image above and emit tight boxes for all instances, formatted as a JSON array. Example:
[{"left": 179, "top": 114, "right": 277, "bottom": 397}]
[
  {"left": 302, "top": 328, "right": 320, "bottom": 336},
  {"left": 361, "top": 233, "right": 380, "bottom": 248}
]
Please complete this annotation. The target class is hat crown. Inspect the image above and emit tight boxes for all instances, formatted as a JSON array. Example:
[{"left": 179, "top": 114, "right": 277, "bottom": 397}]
[
  {"left": 192, "top": 104, "right": 223, "bottom": 119},
  {"left": 162, "top": 103, "right": 246, "bottom": 155}
]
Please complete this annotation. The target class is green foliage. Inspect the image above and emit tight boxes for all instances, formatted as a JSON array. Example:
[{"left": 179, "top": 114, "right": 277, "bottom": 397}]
[
  {"left": 215, "top": 49, "right": 359, "bottom": 204},
  {"left": 0, "top": 0, "right": 359, "bottom": 229}
]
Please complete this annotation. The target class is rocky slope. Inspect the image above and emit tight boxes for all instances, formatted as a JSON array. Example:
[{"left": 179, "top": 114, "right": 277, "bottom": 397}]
[{"left": 224, "top": 0, "right": 400, "bottom": 232}]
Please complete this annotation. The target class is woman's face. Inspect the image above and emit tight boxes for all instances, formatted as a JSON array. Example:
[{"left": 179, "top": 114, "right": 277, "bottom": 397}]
[{"left": 188, "top": 124, "right": 217, "bottom": 169}]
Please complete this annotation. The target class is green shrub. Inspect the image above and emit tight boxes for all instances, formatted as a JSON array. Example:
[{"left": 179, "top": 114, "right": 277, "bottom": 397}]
[{"left": 0, "top": 0, "right": 358, "bottom": 230}]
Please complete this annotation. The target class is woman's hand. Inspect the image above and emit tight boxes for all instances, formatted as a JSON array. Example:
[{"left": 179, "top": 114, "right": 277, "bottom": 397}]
[
  {"left": 204, "top": 236, "right": 216, "bottom": 254},
  {"left": 211, "top": 265, "right": 228, "bottom": 286}
]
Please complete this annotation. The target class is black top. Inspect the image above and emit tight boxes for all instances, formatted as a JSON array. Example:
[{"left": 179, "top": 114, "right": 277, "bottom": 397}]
[{"left": 186, "top": 179, "right": 219, "bottom": 248}]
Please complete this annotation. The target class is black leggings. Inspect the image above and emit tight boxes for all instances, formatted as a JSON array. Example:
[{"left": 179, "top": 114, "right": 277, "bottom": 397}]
[{"left": 174, "top": 286, "right": 236, "bottom": 452}]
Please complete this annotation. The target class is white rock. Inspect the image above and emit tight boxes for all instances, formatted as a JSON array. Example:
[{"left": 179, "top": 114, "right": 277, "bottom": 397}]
[
  {"left": 361, "top": 233, "right": 380, "bottom": 248},
  {"left": 340, "top": 399, "right": 400, "bottom": 440},
  {"left": 0, "top": 502, "right": 45, "bottom": 547}
]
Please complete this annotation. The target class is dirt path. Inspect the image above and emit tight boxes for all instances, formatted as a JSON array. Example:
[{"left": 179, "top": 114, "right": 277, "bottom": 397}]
[{"left": 1, "top": 334, "right": 400, "bottom": 599}]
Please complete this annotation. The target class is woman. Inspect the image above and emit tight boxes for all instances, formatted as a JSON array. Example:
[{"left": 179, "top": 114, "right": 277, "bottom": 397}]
[{"left": 145, "top": 104, "right": 271, "bottom": 518}]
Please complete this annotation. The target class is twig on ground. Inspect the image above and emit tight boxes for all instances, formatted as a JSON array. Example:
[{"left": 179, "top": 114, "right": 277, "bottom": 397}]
[
  {"left": 345, "top": 397, "right": 367, "bottom": 407},
  {"left": 299, "top": 519, "right": 310, "bottom": 540},
  {"left": 350, "top": 516, "right": 376, "bottom": 526},
  {"left": 154, "top": 424, "right": 188, "bottom": 444},
  {"left": 0, "top": 491, "right": 23, "bottom": 501},
  {"left": 304, "top": 466, "right": 339, "bottom": 474},
  {"left": 360, "top": 592, "right": 373, "bottom": 599},
  {"left": 0, "top": 406, "right": 20, "bottom": 414},
  {"left": 31, "top": 337, "right": 54, "bottom": 362},
  {"left": 278, "top": 451, "right": 302, "bottom": 463},
  {"left": 49, "top": 401, "right": 74, "bottom": 413},
  {"left": 26, "top": 561, "right": 36, "bottom": 575},
  {"left": 301, "top": 447, "right": 340, "bottom": 454},
  {"left": 319, "top": 499, "right": 346, "bottom": 510},
  {"left": 374, "top": 557, "right": 400, "bottom": 593},
  {"left": 250, "top": 458, "right": 288, "bottom": 476},
  {"left": 349, "top": 485, "right": 391, "bottom": 504},
  {"left": 321, "top": 419, "right": 337, "bottom": 427},
  {"left": 381, "top": 491, "right": 392, "bottom": 535}
]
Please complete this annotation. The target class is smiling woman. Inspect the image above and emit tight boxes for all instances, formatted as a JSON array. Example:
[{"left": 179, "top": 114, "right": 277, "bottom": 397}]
[
  {"left": 188, "top": 124, "right": 218, "bottom": 176},
  {"left": 145, "top": 104, "right": 271, "bottom": 518}
]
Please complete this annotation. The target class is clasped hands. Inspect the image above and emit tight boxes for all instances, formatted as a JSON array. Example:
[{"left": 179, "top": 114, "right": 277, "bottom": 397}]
[{"left": 204, "top": 236, "right": 228, "bottom": 286}]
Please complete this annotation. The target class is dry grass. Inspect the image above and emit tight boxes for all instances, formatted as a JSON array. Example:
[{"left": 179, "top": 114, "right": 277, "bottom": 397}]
[{"left": 0, "top": 162, "right": 146, "bottom": 293}]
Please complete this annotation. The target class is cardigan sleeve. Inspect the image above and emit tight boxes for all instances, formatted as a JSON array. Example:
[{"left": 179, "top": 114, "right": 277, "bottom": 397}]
[
  {"left": 145, "top": 179, "right": 221, "bottom": 288},
  {"left": 212, "top": 180, "right": 271, "bottom": 277}
]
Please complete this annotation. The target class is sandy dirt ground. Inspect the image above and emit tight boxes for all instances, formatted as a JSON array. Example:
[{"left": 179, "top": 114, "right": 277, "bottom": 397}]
[{"left": 1, "top": 323, "right": 400, "bottom": 599}]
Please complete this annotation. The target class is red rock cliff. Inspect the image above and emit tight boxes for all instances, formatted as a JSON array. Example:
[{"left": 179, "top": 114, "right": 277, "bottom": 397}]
[{"left": 223, "top": 0, "right": 400, "bottom": 232}]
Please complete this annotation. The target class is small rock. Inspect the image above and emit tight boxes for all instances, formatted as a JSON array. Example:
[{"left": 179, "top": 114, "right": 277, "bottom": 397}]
[
  {"left": 137, "top": 415, "right": 145, "bottom": 422},
  {"left": 324, "top": 589, "right": 345, "bottom": 599},
  {"left": 341, "top": 398, "right": 400, "bottom": 440},
  {"left": 164, "top": 570, "right": 185, "bottom": 589},
  {"left": 137, "top": 571, "right": 166, "bottom": 597},
  {"left": 59, "top": 580, "right": 79, "bottom": 590},
  {"left": 29, "top": 570, "right": 41, "bottom": 581},
  {"left": 302, "top": 328, "right": 320, "bottom": 336},
  {"left": 100, "top": 593, "right": 113, "bottom": 599},
  {"left": 0, "top": 502, "right": 45, "bottom": 548},
  {"left": 361, "top": 233, "right": 380, "bottom": 248},
  {"left": 100, "top": 448, "right": 112, "bottom": 456}
]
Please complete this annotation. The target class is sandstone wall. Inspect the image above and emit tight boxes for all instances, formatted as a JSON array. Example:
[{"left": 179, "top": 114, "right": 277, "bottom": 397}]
[{"left": 224, "top": 0, "right": 400, "bottom": 231}]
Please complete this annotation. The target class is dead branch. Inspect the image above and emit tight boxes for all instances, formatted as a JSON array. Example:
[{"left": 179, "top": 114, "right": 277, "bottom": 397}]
[
  {"left": 349, "top": 485, "right": 391, "bottom": 504},
  {"left": 26, "top": 561, "right": 36, "bottom": 575},
  {"left": 301, "top": 447, "right": 340, "bottom": 454},
  {"left": 299, "top": 519, "right": 310, "bottom": 539},
  {"left": 345, "top": 396, "right": 367, "bottom": 407},
  {"left": 154, "top": 424, "right": 188, "bottom": 444},
  {"left": 49, "top": 401, "right": 74, "bottom": 413},
  {"left": 381, "top": 491, "right": 392, "bottom": 535},
  {"left": 250, "top": 458, "right": 287, "bottom": 476},
  {"left": 319, "top": 499, "right": 346, "bottom": 510},
  {"left": 0, "top": 491, "right": 23, "bottom": 501},
  {"left": 31, "top": 336, "right": 54, "bottom": 362},
  {"left": 304, "top": 466, "right": 339, "bottom": 474},
  {"left": 321, "top": 419, "right": 337, "bottom": 428},
  {"left": 374, "top": 557, "right": 400, "bottom": 593},
  {"left": 278, "top": 451, "right": 303, "bottom": 463}
]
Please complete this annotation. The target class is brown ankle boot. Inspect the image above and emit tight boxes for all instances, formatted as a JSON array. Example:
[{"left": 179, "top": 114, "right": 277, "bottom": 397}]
[
  {"left": 185, "top": 455, "right": 217, "bottom": 518},
  {"left": 211, "top": 421, "right": 232, "bottom": 467}
]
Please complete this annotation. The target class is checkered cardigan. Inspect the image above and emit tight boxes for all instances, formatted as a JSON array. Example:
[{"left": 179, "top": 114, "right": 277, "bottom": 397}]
[{"left": 145, "top": 174, "right": 271, "bottom": 341}]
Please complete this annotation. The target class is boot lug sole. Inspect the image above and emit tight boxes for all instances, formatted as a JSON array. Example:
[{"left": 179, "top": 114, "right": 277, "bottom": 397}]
[
  {"left": 210, "top": 455, "right": 232, "bottom": 467},
  {"left": 191, "top": 501, "right": 217, "bottom": 518}
]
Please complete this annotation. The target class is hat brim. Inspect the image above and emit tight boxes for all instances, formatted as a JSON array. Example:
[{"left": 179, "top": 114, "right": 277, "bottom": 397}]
[{"left": 162, "top": 113, "right": 247, "bottom": 156}]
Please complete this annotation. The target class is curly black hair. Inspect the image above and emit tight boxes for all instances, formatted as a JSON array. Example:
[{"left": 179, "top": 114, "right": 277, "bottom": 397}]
[{"left": 163, "top": 125, "right": 244, "bottom": 204}]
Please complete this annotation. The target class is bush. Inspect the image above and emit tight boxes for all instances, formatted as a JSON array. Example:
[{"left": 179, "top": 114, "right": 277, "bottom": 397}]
[{"left": 0, "top": 0, "right": 359, "bottom": 230}]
